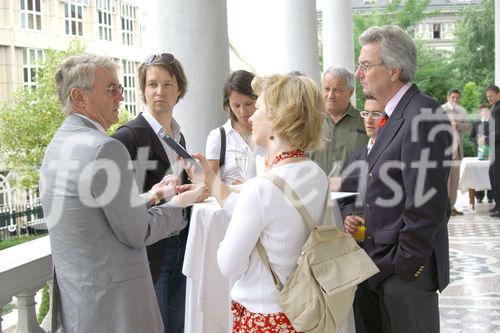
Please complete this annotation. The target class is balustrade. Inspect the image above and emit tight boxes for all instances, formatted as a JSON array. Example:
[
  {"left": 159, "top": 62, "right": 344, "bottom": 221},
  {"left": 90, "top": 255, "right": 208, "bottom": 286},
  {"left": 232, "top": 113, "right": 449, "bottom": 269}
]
[{"left": 0, "top": 237, "right": 52, "bottom": 333}]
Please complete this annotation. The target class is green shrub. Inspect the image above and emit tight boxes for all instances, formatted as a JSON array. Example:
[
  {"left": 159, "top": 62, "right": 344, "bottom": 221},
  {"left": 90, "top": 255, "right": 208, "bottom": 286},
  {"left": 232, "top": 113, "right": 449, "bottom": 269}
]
[
  {"left": 37, "top": 284, "right": 49, "bottom": 324},
  {"left": 462, "top": 135, "right": 475, "bottom": 158}
]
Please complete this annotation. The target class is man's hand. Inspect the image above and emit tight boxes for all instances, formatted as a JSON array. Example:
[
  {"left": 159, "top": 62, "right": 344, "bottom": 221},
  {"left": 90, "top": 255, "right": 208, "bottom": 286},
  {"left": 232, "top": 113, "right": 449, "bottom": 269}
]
[
  {"left": 176, "top": 183, "right": 210, "bottom": 203},
  {"left": 344, "top": 214, "right": 364, "bottom": 235},
  {"left": 150, "top": 175, "right": 180, "bottom": 205},
  {"left": 186, "top": 153, "right": 218, "bottom": 187},
  {"left": 169, "top": 183, "right": 207, "bottom": 208},
  {"left": 478, "top": 135, "right": 486, "bottom": 146},
  {"left": 329, "top": 176, "right": 342, "bottom": 192}
]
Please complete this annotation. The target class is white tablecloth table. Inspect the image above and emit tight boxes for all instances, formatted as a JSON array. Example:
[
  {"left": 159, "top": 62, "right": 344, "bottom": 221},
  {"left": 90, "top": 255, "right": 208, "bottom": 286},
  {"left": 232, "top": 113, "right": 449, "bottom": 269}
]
[
  {"left": 182, "top": 197, "right": 233, "bottom": 333},
  {"left": 182, "top": 194, "right": 355, "bottom": 333},
  {"left": 458, "top": 157, "right": 491, "bottom": 209}
]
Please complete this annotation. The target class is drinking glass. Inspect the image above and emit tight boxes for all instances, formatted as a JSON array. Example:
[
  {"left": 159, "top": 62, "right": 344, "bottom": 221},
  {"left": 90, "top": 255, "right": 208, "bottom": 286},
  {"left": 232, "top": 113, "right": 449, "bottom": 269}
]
[
  {"left": 235, "top": 148, "right": 249, "bottom": 182},
  {"left": 351, "top": 208, "right": 365, "bottom": 243}
]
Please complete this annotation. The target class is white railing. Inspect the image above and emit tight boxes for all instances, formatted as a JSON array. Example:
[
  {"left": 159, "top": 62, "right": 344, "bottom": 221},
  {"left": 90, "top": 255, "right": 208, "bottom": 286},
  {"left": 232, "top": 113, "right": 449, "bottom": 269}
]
[{"left": 0, "top": 236, "right": 53, "bottom": 333}]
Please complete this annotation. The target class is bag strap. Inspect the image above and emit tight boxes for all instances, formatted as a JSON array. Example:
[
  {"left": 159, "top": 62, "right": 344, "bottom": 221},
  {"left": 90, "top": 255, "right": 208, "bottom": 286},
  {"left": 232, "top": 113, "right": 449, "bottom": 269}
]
[
  {"left": 264, "top": 173, "right": 333, "bottom": 229},
  {"left": 255, "top": 172, "right": 333, "bottom": 291},
  {"left": 219, "top": 126, "right": 226, "bottom": 177},
  {"left": 255, "top": 242, "right": 284, "bottom": 290}
]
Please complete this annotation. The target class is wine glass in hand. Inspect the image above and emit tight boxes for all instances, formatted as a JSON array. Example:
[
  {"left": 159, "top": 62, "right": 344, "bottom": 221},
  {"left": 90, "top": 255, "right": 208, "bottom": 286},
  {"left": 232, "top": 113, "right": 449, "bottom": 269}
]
[{"left": 234, "top": 148, "right": 249, "bottom": 183}]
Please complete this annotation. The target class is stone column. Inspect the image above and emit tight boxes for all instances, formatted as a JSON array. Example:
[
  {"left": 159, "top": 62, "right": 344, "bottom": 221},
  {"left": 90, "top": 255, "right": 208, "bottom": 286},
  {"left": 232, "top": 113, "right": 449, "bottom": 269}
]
[
  {"left": 496, "top": 0, "right": 500, "bottom": 85},
  {"left": 145, "top": 0, "right": 230, "bottom": 153},
  {"left": 15, "top": 288, "right": 44, "bottom": 333},
  {"left": 322, "top": 0, "right": 355, "bottom": 73},
  {"left": 279, "top": 0, "right": 320, "bottom": 84}
]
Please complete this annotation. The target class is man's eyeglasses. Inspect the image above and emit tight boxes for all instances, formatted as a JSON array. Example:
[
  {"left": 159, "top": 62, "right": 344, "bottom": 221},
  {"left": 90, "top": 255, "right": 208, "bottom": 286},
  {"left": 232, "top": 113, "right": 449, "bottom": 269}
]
[
  {"left": 355, "top": 63, "right": 383, "bottom": 75},
  {"left": 105, "top": 84, "right": 124, "bottom": 97},
  {"left": 360, "top": 110, "right": 383, "bottom": 119},
  {"left": 144, "top": 53, "right": 175, "bottom": 65}
]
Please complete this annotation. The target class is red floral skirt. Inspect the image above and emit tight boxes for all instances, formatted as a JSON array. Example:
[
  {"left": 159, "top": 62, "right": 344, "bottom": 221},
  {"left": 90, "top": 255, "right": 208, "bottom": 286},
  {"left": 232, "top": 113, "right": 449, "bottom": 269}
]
[{"left": 231, "top": 301, "right": 301, "bottom": 333}]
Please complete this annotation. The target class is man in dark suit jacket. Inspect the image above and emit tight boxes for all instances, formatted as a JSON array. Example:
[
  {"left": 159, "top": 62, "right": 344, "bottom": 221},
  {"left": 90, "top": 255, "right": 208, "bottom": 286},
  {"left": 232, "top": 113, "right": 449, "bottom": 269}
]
[
  {"left": 112, "top": 53, "right": 207, "bottom": 333},
  {"left": 336, "top": 96, "right": 385, "bottom": 333},
  {"left": 486, "top": 85, "right": 500, "bottom": 217},
  {"left": 470, "top": 103, "right": 492, "bottom": 202},
  {"left": 354, "top": 25, "right": 452, "bottom": 333},
  {"left": 339, "top": 95, "right": 384, "bottom": 220}
]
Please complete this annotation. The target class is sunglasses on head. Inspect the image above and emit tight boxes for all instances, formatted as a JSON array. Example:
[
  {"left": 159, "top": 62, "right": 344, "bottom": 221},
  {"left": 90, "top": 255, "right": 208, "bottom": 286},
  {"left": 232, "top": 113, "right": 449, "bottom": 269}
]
[{"left": 143, "top": 53, "right": 175, "bottom": 65}]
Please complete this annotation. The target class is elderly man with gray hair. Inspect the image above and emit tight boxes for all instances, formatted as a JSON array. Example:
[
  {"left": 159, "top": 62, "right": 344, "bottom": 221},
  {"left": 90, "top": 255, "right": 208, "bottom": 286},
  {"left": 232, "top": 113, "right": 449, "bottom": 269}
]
[
  {"left": 40, "top": 54, "right": 205, "bottom": 333},
  {"left": 353, "top": 25, "right": 452, "bottom": 333},
  {"left": 310, "top": 67, "right": 368, "bottom": 175}
]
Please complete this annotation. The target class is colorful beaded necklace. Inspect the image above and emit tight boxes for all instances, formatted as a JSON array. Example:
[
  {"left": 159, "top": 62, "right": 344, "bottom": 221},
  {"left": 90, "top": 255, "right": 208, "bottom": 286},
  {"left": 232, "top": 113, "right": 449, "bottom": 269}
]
[{"left": 266, "top": 149, "right": 305, "bottom": 170}]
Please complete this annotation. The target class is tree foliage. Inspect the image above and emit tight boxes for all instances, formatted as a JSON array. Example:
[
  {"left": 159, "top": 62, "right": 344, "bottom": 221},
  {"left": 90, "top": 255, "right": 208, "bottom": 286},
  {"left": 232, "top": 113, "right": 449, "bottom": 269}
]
[
  {"left": 414, "top": 42, "right": 454, "bottom": 103},
  {"left": 452, "top": 0, "right": 494, "bottom": 93},
  {"left": 0, "top": 40, "right": 84, "bottom": 188},
  {"left": 0, "top": 40, "right": 132, "bottom": 188},
  {"left": 461, "top": 81, "right": 480, "bottom": 113},
  {"left": 352, "top": 0, "right": 433, "bottom": 105}
]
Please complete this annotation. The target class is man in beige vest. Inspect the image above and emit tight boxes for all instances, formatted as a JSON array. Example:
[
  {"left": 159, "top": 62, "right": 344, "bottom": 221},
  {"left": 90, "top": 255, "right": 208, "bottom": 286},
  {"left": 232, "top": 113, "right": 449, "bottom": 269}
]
[{"left": 442, "top": 88, "right": 470, "bottom": 216}]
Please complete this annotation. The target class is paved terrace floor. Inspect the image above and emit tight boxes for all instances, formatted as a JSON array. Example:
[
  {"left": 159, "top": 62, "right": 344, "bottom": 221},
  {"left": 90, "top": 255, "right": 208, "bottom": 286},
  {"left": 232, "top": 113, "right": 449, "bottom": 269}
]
[{"left": 440, "top": 192, "right": 500, "bottom": 333}]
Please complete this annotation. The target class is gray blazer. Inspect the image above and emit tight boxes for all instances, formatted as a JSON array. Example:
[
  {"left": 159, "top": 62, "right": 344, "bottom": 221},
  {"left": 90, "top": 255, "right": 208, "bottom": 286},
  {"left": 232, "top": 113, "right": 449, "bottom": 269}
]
[{"left": 40, "top": 114, "right": 185, "bottom": 333}]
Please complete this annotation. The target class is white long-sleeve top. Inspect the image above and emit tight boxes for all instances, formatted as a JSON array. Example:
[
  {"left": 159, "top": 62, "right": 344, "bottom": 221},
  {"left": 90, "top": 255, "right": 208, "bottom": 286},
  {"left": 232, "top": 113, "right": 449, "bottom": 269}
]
[{"left": 217, "top": 160, "right": 329, "bottom": 314}]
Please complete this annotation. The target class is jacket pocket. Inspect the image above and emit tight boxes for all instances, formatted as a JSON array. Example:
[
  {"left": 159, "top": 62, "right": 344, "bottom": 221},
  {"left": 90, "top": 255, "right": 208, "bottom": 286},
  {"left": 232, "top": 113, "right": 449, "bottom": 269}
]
[{"left": 110, "top": 262, "right": 147, "bottom": 283}]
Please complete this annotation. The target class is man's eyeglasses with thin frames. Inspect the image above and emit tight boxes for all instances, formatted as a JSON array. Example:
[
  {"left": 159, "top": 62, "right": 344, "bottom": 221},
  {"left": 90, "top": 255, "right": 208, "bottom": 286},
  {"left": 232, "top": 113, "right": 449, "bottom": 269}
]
[
  {"left": 355, "top": 63, "right": 384, "bottom": 75},
  {"left": 105, "top": 84, "right": 124, "bottom": 97}
]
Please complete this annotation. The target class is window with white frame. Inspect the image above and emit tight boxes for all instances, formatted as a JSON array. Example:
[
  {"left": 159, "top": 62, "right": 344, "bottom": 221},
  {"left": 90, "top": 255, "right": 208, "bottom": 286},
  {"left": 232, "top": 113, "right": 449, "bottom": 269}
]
[
  {"left": 121, "top": 3, "right": 137, "bottom": 46},
  {"left": 97, "top": 0, "right": 113, "bottom": 41},
  {"left": 20, "top": 0, "right": 42, "bottom": 30},
  {"left": 122, "top": 60, "right": 137, "bottom": 115},
  {"left": 22, "top": 48, "right": 45, "bottom": 89},
  {"left": 64, "top": 0, "right": 84, "bottom": 36}
]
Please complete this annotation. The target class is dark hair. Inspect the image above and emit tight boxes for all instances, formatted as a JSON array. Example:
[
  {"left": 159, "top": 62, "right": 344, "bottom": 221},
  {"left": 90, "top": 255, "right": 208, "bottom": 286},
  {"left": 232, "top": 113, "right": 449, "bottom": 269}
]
[
  {"left": 138, "top": 54, "right": 187, "bottom": 104},
  {"left": 288, "top": 70, "right": 306, "bottom": 76},
  {"left": 223, "top": 70, "right": 257, "bottom": 121},
  {"left": 487, "top": 84, "right": 500, "bottom": 94},
  {"left": 447, "top": 88, "right": 461, "bottom": 96}
]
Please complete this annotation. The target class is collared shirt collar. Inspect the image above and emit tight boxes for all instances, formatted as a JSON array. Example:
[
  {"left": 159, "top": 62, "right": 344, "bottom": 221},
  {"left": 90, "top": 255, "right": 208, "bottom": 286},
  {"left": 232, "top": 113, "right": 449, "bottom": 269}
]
[
  {"left": 328, "top": 104, "right": 357, "bottom": 124},
  {"left": 222, "top": 119, "right": 236, "bottom": 134},
  {"left": 367, "top": 137, "right": 375, "bottom": 154},
  {"left": 142, "top": 106, "right": 181, "bottom": 141},
  {"left": 73, "top": 113, "right": 106, "bottom": 133},
  {"left": 344, "top": 104, "right": 358, "bottom": 118},
  {"left": 384, "top": 83, "right": 412, "bottom": 118}
]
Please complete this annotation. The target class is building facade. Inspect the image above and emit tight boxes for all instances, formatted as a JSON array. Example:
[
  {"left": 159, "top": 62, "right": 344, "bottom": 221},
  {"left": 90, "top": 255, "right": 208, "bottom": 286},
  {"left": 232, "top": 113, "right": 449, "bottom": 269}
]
[
  {"left": 351, "top": 0, "right": 480, "bottom": 52},
  {"left": 0, "top": 0, "right": 147, "bottom": 237},
  {"left": 0, "top": 0, "right": 145, "bottom": 115}
]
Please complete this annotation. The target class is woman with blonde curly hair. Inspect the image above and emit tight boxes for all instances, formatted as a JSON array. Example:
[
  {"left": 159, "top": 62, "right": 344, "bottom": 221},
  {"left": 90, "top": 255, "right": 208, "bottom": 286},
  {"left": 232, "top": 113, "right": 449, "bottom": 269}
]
[{"left": 192, "top": 73, "right": 331, "bottom": 332}]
